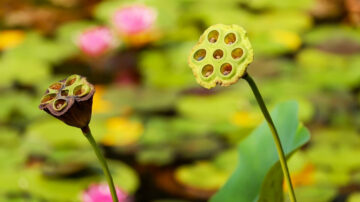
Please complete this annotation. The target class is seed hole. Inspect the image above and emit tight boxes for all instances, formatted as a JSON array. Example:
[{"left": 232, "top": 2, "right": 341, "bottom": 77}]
[
  {"left": 193, "top": 49, "right": 206, "bottom": 61},
  {"left": 74, "top": 85, "right": 87, "bottom": 97},
  {"left": 49, "top": 82, "right": 62, "bottom": 90},
  {"left": 225, "top": 33, "right": 236, "bottom": 45},
  {"left": 221, "top": 63, "right": 232, "bottom": 76},
  {"left": 213, "top": 49, "right": 224, "bottom": 59},
  {"left": 54, "top": 99, "right": 67, "bottom": 110},
  {"left": 61, "top": 90, "right": 69, "bottom": 96},
  {"left": 202, "top": 64, "right": 214, "bottom": 78},
  {"left": 41, "top": 94, "right": 56, "bottom": 104},
  {"left": 208, "top": 30, "right": 219, "bottom": 43},
  {"left": 65, "top": 75, "right": 78, "bottom": 87},
  {"left": 232, "top": 48, "right": 243, "bottom": 59}
]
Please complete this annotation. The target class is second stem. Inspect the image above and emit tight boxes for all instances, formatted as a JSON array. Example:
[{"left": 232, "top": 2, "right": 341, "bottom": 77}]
[{"left": 243, "top": 73, "right": 296, "bottom": 202}]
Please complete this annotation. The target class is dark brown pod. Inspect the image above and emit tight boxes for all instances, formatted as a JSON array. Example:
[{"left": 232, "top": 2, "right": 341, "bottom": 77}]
[{"left": 39, "top": 75, "right": 95, "bottom": 129}]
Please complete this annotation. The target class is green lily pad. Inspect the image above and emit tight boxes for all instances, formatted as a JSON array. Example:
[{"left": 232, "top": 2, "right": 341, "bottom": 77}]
[
  {"left": 297, "top": 48, "right": 360, "bottom": 89},
  {"left": 0, "top": 147, "right": 30, "bottom": 194},
  {"left": 238, "top": 0, "right": 315, "bottom": 10},
  {"left": 176, "top": 137, "right": 223, "bottom": 159},
  {"left": 176, "top": 90, "right": 250, "bottom": 123},
  {"left": 5, "top": 32, "right": 72, "bottom": 64},
  {"left": 211, "top": 101, "right": 310, "bottom": 202},
  {"left": 170, "top": 118, "right": 211, "bottom": 137},
  {"left": 0, "top": 31, "right": 76, "bottom": 87},
  {"left": 175, "top": 148, "right": 238, "bottom": 190},
  {"left": 175, "top": 161, "right": 229, "bottom": 190},
  {"left": 137, "top": 116, "right": 229, "bottom": 165},
  {"left": 348, "top": 192, "right": 360, "bottom": 202},
  {"left": 0, "top": 56, "right": 50, "bottom": 87},
  {"left": 104, "top": 86, "right": 179, "bottom": 112},
  {"left": 110, "top": 160, "right": 140, "bottom": 194},
  {"left": 26, "top": 160, "right": 138, "bottom": 201},
  {"left": 0, "top": 153, "right": 138, "bottom": 201},
  {"left": 140, "top": 118, "right": 170, "bottom": 146},
  {"left": 139, "top": 42, "right": 197, "bottom": 89},
  {"left": 0, "top": 194, "right": 43, "bottom": 202},
  {"left": 25, "top": 118, "right": 106, "bottom": 150},
  {"left": 304, "top": 25, "right": 360, "bottom": 46},
  {"left": 291, "top": 186, "right": 336, "bottom": 202},
  {"left": 42, "top": 148, "right": 96, "bottom": 178},
  {"left": 0, "top": 127, "right": 20, "bottom": 148},
  {"left": 305, "top": 129, "right": 360, "bottom": 186},
  {"left": 137, "top": 147, "right": 175, "bottom": 166},
  {"left": 0, "top": 91, "right": 42, "bottom": 122},
  {"left": 213, "top": 149, "right": 238, "bottom": 173}
]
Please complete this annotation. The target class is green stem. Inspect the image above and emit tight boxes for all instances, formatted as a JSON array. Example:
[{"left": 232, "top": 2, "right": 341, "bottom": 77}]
[
  {"left": 243, "top": 73, "right": 296, "bottom": 202},
  {"left": 82, "top": 125, "right": 119, "bottom": 202}
]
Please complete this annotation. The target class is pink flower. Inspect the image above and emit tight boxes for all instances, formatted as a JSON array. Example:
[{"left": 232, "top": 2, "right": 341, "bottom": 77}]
[
  {"left": 82, "top": 183, "right": 129, "bottom": 202},
  {"left": 113, "top": 4, "right": 157, "bottom": 35},
  {"left": 78, "top": 27, "right": 113, "bottom": 57}
]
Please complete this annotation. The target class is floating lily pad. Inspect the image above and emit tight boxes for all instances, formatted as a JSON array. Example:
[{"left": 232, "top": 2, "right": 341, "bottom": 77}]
[
  {"left": 176, "top": 90, "right": 250, "bottom": 123},
  {"left": 0, "top": 153, "right": 138, "bottom": 201},
  {"left": 305, "top": 128, "right": 360, "bottom": 186},
  {"left": 104, "top": 86, "right": 179, "bottom": 112},
  {"left": 139, "top": 42, "right": 197, "bottom": 89},
  {"left": 0, "top": 127, "right": 20, "bottom": 148},
  {"left": 175, "top": 161, "right": 229, "bottom": 190},
  {"left": 237, "top": 0, "right": 315, "bottom": 10},
  {"left": 291, "top": 186, "right": 337, "bottom": 202},
  {"left": 176, "top": 136, "right": 224, "bottom": 160},
  {"left": 0, "top": 31, "right": 76, "bottom": 87},
  {"left": 297, "top": 48, "right": 360, "bottom": 89},
  {"left": 0, "top": 92, "right": 42, "bottom": 123},
  {"left": 348, "top": 192, "right": 360, "bottom": 202},
  {"left": 137, "top": 147, "right": 175, "bottom": 166},
  {"left": 304, "top": 25, "right": 360, "bottom": 47},
  {"left": 0, "top": 56, "right": 50, "bottom": 87},
  {"left": 25, "top": 118, "right": 106, "bottom": 149}
]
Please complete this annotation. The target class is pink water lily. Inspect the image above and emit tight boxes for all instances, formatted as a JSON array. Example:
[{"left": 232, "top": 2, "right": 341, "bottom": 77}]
[
  {"left": 82, "top": 183, "right": 129, "bottom": 202},
  {"left": 113, "top": 4, "right": 157, "bottom": 35},
  {"left": 78, "top": 27, "right": 113, "bottom": 57}
]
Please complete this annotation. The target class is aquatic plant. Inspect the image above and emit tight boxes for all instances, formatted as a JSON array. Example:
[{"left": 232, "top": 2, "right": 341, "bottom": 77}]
[
  {"left": 189, "top": 24, "right": 300, "bottom": 202},
  {"left": 39, "top": 74, "right": 119, "bottom": 202}
]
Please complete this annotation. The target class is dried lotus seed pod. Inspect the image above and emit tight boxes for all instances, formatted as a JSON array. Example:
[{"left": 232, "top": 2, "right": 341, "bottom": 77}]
[
  {"left": 39, "top": 74, "right": 95, "bottom": 128},
  {"left": 188, "top": 24, "right": 254, "bottom": 89}
]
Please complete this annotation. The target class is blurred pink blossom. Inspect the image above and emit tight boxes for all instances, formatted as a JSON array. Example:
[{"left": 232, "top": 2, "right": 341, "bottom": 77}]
[
  {"left": 78, "top": 27, "right": 113, "bottom": 57},
  {"left": 113, "top": 4, "right": 157, "bottom": 35},
  {"left": 82, "top": 183, "right": 129, "bottom": 202}
]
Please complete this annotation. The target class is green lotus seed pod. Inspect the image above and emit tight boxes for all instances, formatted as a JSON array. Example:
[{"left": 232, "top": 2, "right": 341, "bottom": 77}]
[{"left": 188, "top": 24, "right": 254, "bottom": 89}]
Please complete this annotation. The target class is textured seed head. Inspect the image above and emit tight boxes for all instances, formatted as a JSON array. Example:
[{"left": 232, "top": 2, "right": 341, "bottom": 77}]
[
  {"left": 188, "top": 24, "right": 254, "bottom": 89},
  {"left": 39, "top": 74, "right": 95, "bottom": 128}
]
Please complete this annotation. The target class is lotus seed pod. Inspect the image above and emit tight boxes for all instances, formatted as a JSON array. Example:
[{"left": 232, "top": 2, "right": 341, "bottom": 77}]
[
  {"left": 188, "top": 24, "right": 254, "bottom": 89},
  {"left": 39, "top": 74, "right": 95, "bottom": 128}
]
